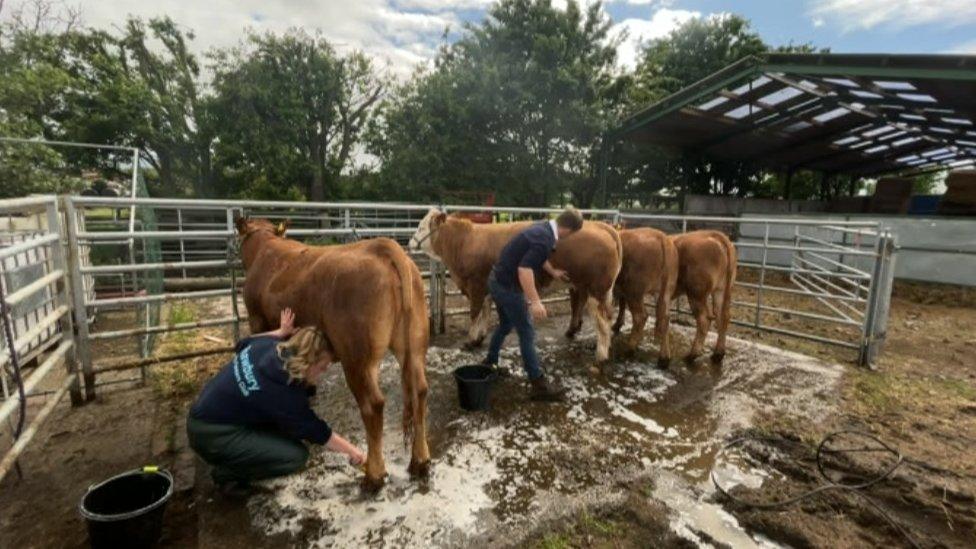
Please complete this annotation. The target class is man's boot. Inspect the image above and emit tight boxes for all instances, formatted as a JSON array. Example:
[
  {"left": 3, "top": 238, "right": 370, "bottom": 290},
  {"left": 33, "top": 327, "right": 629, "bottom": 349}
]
[{"left": 529, "top": 375, "right": 566, "bottom": 402}]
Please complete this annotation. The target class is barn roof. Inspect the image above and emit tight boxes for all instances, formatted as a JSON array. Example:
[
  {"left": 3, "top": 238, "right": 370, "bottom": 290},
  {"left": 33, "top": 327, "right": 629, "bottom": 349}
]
[{"left": 611, "top": 53, "right": 976, "bottom": 176}]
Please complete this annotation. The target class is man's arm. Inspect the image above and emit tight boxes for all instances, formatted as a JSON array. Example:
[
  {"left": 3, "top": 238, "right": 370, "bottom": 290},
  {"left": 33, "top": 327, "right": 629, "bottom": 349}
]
[
  {"left": 518, "top": 267, "right": 547, "bottom": 320},
  {"left": 543, "top": 260, "right": 570, "bottom": 282}
]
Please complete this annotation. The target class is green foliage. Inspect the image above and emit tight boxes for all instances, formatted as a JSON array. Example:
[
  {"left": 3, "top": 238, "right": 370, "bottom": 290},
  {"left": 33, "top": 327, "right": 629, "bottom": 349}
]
[
  {"left": 2, "top": 2, "right": 837, "bottom": 205},
  {"left": 208, "top": 30, "right": 384, "bottom": 201},
  {"left": 370, "top": 0, "right": 627, "bottom": 207}
]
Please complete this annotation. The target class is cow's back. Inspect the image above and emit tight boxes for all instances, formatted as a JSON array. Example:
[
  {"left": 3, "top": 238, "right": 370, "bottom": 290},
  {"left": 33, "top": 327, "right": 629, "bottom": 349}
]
[
  {"left": 441, "top": 219, "right": 531, "bottom": 281},
  {"left": 618, "top": 227, "right": 669, "bottom": 288},
  {"left": 551, "top": 221, "right": 622, "bottom": 296},
  {"left": 244, "top": 237, "right": 416, "bottom": 361},
  {"left": 673, "top": 230, "right": 732, "bottom": 294}
]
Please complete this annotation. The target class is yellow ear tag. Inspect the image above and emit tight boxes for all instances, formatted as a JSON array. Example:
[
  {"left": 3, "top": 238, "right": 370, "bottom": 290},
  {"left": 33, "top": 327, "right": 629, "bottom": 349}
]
[{"left": 142, "top": 465, "right": 159, "bottom": 473}]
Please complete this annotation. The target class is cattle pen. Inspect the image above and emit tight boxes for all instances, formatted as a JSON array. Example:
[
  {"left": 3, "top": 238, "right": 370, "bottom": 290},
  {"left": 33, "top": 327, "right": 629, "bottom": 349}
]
[{"left": 0, "top": 194, "right": 899, "bottom": 480}]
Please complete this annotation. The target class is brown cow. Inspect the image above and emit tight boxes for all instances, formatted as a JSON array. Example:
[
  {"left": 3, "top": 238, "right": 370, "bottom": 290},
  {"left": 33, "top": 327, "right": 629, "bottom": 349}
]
[
  {"left": 236, "top": 218, "right": 430, "bottom": 490},
  {"left": 670, "top": 230, "right": 737, "bottom": 363},
  {"left": 610, "top": 228, "right": 678, "bottom": 367},
  {"left": 410, "top": 209, "right": 622, "bottom": 361}
]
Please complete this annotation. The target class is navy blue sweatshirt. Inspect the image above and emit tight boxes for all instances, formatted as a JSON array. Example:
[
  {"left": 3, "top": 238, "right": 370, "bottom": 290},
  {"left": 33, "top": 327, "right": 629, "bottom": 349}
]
[
  {"left": 491, "top": 221, "right": 557, "bottom": 289},
  {"left": 189, "top": 335, "right": 332, "bottom": 444}
]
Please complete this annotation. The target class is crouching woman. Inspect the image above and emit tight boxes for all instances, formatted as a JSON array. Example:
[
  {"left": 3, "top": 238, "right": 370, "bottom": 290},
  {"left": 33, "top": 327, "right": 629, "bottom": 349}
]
[{"left": 187, "top": 308, "right": 365, "bottom": 496}]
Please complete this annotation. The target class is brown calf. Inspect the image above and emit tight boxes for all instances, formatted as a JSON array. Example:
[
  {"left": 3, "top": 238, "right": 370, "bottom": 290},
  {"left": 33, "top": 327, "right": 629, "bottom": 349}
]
[
  {"left": 610, "top": 228, "right": 678, "bottom": 367},
  {"left": 671, "top": 230, "right": 737, "bottom": 363},
  {"left": 410, "top": 209, "right": 623, "bottom": 361},
  {"left": 237, "top": 218, "right": 430, "bottom": 490}
]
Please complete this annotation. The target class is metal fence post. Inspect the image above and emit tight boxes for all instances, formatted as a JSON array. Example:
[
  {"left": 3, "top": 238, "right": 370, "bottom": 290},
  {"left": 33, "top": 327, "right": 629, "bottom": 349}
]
[
  {"left": 226, "top": 209, "right": 241, "bottom": 343},
  {"left": 862, "top": 230, "right": 897, "bottom": 367},
  {"left": 753, "top": 223, "right": 770, "bottom": 329},
  {"left": 45, "top": 199, "right": 84, "bottom": 406},
  {"left": 61, "top": 197, "right": 95, "bottom": 399}
]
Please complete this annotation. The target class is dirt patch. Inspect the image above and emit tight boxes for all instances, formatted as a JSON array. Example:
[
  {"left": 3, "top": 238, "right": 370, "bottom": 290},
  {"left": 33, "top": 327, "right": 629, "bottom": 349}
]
[{"left": 2, "top": 281, "right": 974, "bottom": 548}]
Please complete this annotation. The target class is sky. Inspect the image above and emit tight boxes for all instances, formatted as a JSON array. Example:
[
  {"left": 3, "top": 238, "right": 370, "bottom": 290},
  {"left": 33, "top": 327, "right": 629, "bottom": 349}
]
[{"left": 6, "top": 0, "right": 976, "bottom": 77}]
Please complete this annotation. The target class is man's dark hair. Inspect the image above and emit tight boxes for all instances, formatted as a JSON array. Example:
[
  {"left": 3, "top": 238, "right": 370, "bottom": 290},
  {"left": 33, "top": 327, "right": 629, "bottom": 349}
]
[{"left": 555, "top": 207, "right": 584, "bottom": 232}]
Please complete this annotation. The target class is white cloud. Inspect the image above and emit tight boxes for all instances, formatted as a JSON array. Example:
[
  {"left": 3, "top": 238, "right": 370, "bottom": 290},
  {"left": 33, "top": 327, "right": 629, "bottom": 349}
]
[
  {"left": 38, "top": 0, "right": 457, "bottom": 79},
  {"left": 811, "top": 16, "right": 824, "bottom": 28},
  {"left": 945, "top": 39, "right": 976, "bottom": 54},
  {"left": 393, "top": 0, "right": 493, "bottom": 9},
  {"left": 610, "top": 7, "right": 700, "bottom": 69},
  {"left": 808, "top": 0, "right": 976, "bottom": 31}
]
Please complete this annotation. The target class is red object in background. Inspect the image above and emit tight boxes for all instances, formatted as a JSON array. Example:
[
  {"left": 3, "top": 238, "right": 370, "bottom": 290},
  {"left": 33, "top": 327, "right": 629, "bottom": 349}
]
[{"left": 443, "top": 190, "right": 495, "bottom": 223}]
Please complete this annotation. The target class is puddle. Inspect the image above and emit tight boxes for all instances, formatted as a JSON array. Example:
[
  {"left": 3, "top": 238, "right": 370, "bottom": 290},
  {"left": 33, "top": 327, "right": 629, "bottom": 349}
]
[{"left": 248, "top": 318, "right": 843, "bottom": 547}]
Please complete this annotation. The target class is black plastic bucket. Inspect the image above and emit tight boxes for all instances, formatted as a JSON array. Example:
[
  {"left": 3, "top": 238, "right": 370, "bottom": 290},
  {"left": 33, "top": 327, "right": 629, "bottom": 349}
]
[
  {"left": 453, "top": 365, "right": 498, "bottom": 411},
  {"left": 79, "top": 467, "right": 173, "bottom": 549}
]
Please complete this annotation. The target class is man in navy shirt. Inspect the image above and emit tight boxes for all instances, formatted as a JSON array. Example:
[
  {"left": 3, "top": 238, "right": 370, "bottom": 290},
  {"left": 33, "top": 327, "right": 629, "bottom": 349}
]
[
  {"left": 485, "top": 207, "right": 584, "bottom": 401},
  {"left": 187, "top": 309, "right": 365, "bottom": 496}
]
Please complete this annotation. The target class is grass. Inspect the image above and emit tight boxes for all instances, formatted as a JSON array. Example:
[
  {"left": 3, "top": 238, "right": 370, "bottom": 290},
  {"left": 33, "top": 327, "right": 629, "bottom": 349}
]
[
  {"left": 163, "top": 302, "right": 197, "bottom": 353},
  {"left": 148, "top": 301, "right": 225, "bottom": 398},
  {"left": 532, "top": 511, "right": 626, "bottom": 549},
  {"left": 846, "top": 369, "right": 976, "bottom": 417},
  {"left": 536, "top": 534, "right": 571, "bottom": 549}
]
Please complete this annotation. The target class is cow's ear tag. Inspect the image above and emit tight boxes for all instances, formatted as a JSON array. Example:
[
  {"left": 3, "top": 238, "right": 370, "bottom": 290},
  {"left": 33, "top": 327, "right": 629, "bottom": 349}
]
[{"left": 276, "top": 222, "right": 287, "bottom": 235}]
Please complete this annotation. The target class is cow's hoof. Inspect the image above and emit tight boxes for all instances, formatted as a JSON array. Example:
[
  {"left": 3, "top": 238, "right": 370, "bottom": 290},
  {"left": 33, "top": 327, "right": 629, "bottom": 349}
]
[
  {"left": 683, "top": 353, "right": 700, "bottom": 366},
  {"left": 360, "top": 475, "right": 386, "bottom": 494},
  {"left": 710, "top": 351, "right": 726, "bottom": 365},
  {"left": 408, "top": 458, "right": 431, "bottom": 479},
  {"left": 611, "top": 324, "right": 623, "bottom": 335},
  {"left": 618, "top": 344, "right": 637, "bottom": 359},
  {"left": 656, "top": 357, "right": 671, "bottom": 369},
  {"left": 564, "top": 329, "right": 578, "bottom": 340},
  {"left": 462, "top": 340, "right": 482, "bottom": 351}
]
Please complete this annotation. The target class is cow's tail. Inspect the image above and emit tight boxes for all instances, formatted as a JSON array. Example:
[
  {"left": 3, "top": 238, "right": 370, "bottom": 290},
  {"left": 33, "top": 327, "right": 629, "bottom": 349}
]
[
  {"left": 603, "top": 222, "right": 624, "bottom": 318},
  {"left": 376, "top": 239, "right": 415, "bottom": 316},
  {"left": 387, "top": 244, "right": 428, "bottom": 455},
  {"left": 654, "top": 233, "right": 671, "bottom": 340}
]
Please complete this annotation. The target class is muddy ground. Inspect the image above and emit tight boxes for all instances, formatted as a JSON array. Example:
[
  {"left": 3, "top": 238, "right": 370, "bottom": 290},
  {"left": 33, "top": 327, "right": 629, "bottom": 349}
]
[{"left": 0, "top": 281, "right": 974, "bottom": 548}]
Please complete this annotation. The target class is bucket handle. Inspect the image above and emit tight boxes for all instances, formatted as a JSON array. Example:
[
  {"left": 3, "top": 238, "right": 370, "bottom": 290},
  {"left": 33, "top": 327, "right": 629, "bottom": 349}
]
[{"left": 85, "top": 465, "right": 161, "bottom": 493}]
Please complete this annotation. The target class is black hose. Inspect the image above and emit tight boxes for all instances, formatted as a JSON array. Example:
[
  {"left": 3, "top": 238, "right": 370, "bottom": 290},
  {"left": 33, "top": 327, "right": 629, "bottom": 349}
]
[
  {"left": 0, "top": 276, "right": 27, "bottom": 440},
  {"left": 711, "top": 430, "right": 921, "bottom": 549}
]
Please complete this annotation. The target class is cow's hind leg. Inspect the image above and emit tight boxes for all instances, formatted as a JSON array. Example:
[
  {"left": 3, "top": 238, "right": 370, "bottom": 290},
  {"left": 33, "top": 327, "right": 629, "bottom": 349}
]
[
  {"left": 654, "top": 294, "right": 673, "bottom": 369},
  {"left": 587, "top": 296, "right": 612, "bottom": 362},
  {"left": 626, "top": 294, "right": 647, "bottom": 351},
  {"left": 397, "top": 341, "right": 430, "bottom": 478},
  {"left": 465, "top": 288, "right": 491, "bottom": 349},
  {"left": 565, "top": 288, "right": 584, "bottom": 339},
  {"left": 611, "top": 295, "right": 626, "bottom": 335},
  {"left": 711, "top": 288, "right": 730, "bottom": 364},
  {"left": 343, "top": 358, "right": 387, "bottom": 492},
  {"left": 685, "top": 293, "right": 711, "bottom": 364}
]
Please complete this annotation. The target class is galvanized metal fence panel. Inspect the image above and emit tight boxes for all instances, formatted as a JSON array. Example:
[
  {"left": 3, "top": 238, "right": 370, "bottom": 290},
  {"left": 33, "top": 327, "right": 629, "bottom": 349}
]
[
  {"left": 58, "top": 197, "right": 898, "bottom": 398},
  {"left": 0, "top": 195, "right": 82, "bottom": 483}
]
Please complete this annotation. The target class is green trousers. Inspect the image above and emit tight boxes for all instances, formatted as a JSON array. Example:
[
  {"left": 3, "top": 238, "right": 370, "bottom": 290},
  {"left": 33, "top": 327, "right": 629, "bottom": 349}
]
[{"left": 186, "top": 416, "right": 309, "bottom": 484}]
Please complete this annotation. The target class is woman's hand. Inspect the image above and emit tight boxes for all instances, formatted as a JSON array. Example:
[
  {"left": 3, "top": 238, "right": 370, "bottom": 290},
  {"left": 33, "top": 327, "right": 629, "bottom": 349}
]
[
  {"left": 347, "top": 448, "right": 366, "bottom": 466},
  {"left": 277, "top": 308, "right": 296, "bottom": 338}
]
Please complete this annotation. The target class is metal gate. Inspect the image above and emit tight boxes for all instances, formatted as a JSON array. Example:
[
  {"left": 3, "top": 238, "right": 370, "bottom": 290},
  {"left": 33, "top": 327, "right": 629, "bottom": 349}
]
[{"left": 0, "top": 196, "right": 82, "bottom": 483}]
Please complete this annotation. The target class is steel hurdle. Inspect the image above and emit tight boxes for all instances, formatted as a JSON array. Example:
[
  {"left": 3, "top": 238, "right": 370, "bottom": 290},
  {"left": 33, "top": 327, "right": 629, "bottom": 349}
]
[
  {"left": 60, "top": 197, "right": 898, "bottom": 396},
  {"left": 0, "top": 195, "right": 82, "bottom": 484}
]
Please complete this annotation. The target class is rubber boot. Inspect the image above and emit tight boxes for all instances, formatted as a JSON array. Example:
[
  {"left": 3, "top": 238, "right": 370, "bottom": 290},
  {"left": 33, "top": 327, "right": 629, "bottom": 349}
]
[{"left": 529, "top": 375, "right": 566, "bottom": 402}]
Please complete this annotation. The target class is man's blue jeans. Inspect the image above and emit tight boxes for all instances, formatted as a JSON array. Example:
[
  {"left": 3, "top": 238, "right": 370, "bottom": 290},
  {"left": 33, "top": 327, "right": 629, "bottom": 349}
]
[{"left": 486, "top": 275, "right": 543, "bottom": 380}]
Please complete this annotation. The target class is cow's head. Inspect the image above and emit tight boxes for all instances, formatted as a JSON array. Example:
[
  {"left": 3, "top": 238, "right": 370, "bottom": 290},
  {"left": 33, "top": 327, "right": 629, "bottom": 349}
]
[
  {"left": 409, "top": 208, "right": 447, "bottom": 258},
  {"left": 234, "top": 217, "right": 288, "bottom": 243}
]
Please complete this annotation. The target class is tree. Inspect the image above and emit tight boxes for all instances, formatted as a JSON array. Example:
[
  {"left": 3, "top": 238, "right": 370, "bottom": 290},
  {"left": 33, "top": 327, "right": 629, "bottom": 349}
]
[
  {"left": 1, "top": 11, "right": 206, "bottom": 197},
  {"left": 371, "top": 0, "right": 626, "bottom": 207},
  {"left": 208, "top": 30, "right": 384, "bottom": 201}
]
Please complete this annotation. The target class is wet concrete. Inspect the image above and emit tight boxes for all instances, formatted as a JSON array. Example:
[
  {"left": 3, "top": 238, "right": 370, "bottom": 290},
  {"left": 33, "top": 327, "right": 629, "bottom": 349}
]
[{"left": 246, "top": 316, "right": 843, "bottom": 547}]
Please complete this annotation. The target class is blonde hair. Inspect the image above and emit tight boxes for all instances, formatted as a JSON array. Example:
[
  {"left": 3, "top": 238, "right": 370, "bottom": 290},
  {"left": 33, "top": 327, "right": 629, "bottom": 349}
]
[{"left": 276, "top": 327, "right": 329, "bottom": 383}]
